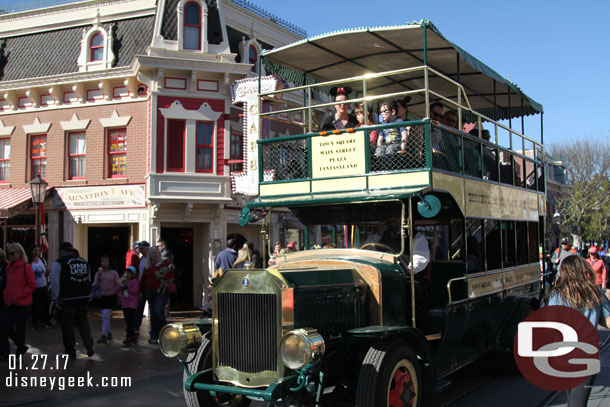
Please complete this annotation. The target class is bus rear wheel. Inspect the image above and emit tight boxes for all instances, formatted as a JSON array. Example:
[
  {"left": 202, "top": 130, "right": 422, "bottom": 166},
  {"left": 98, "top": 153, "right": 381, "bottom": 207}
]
[
  {"left": 183, "top": 333, "right": 251, "bottom": 407},
  {"left": 356, "top": 339, "right": 421, "bottom": 407}
]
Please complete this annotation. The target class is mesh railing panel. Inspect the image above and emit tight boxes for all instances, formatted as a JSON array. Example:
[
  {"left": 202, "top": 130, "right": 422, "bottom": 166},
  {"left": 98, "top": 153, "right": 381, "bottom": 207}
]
[
  {"left": 370, "top": 124, "right": 426, "bottom": 172},
  {"left": 261, "top": 139, "right": 308, "bottom": 181},
  {"left": 431, "top": 127, "right": 461, "bottom": 174},
  {"left": 463, "top": 138, "right": 482, "bottom": 178}
]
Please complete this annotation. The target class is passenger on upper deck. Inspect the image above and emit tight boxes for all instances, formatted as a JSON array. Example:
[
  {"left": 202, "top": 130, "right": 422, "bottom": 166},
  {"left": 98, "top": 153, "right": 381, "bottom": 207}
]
[
  {"left": 353, "top": 106, "right": 379, "bottom": 148},
  {"left": 322, "top": 86, "right": 358, "bottom": 131},
  {"left": 395, "top": 96, "right": 417, "bottom": 122},
  {"left": 442, "top": 110, "right": 458, "bottom": 129},
  {"left": 375, "top": 101, "right": 408, "bottom": 156}
]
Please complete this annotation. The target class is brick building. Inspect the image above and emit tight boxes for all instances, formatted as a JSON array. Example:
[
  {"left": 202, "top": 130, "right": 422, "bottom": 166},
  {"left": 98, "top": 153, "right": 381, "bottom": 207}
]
[{"left": 0, "top": 0, "right": 305, "bottom": 306}]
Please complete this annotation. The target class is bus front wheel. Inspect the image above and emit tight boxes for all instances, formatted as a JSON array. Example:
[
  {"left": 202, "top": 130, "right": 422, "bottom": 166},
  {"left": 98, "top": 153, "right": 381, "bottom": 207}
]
[
  {"left": 356, "top": 339, "right": 421, "bottom": 407},
  {"left": 183, "top": 333, "right": 251, "bottom": 407}
]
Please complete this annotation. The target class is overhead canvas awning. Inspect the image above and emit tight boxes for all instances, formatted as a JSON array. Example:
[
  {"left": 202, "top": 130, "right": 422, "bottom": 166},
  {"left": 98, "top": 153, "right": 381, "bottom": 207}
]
[
  {"left": 261, "top": 19, "right": 543, "bottom": 121},
  {"left": 0, "top": 187, "right": 53, "bottom": 219}
]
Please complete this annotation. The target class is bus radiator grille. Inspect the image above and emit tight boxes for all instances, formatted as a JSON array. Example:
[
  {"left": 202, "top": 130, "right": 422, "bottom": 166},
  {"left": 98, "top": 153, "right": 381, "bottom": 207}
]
[{"left": 217, "top": 293, "right": 278, "bottom": 373}]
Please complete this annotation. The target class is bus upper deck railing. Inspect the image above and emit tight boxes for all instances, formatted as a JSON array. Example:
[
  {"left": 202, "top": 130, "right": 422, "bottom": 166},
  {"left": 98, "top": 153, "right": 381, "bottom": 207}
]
[
  {"left": 258, "top": 121, "right": 545, "bottom": 194},
  {"left": 257, "top": 65, "right": 543, "bottom": 162}
]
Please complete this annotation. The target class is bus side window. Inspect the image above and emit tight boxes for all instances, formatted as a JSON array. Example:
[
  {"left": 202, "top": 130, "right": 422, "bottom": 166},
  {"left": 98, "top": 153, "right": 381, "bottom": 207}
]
[{"left": 485, "top": 220, "right": 501, "bottom": 271}]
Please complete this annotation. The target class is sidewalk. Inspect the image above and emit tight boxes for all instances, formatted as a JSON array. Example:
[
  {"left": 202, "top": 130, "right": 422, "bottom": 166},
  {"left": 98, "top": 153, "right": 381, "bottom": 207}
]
[{"left": 0, "top": 307, "right": 200, "bottom": 406}]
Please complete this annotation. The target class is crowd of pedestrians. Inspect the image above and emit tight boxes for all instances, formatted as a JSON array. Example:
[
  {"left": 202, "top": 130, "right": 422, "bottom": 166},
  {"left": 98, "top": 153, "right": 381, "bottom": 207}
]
[{"left": 0, "top": 238, "right": 177, "bottom": 361}]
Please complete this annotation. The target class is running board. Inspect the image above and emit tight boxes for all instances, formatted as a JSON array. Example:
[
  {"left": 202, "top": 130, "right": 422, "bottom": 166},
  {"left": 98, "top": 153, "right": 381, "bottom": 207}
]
[{"left": 431, "top": 378, "right": 452, "bottom": 393}]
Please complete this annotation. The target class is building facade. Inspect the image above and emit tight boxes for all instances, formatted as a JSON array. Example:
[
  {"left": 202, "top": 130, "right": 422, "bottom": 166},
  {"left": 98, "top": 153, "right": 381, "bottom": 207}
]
[{"left": 0, "top": 0, "right": 305, "bottom": 306}]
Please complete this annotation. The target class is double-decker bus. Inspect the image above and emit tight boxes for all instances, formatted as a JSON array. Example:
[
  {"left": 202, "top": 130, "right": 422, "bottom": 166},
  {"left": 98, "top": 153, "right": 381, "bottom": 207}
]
[{"left": 159, "top": 20, "right": 546, "bottom": 407}]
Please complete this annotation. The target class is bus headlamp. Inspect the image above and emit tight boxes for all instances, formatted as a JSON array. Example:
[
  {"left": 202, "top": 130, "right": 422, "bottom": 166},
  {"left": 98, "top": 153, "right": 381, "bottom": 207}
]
[
  {"left": 280, "top": 328, "right": 325, "bottom": 370},
  {"left": 159, "top": 323, "right": 202, "bottom": 358}
]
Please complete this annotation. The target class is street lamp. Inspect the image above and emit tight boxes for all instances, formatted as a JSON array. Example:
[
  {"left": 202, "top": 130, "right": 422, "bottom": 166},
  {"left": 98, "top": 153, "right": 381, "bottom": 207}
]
[{"left": 29, "top": 173, "right": 48, "bottom": 247}]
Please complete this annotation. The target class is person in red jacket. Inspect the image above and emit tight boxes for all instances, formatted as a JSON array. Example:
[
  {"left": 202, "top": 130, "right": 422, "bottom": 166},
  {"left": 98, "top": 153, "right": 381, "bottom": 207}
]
[
  {"left": 125, "top": 241, "right": 140, "bottom": 270},
  {"left": 586, "top": 245, "right": 607, "bottom": 288},
  {"left": 3, "top": 243, "right": 36, "bottom": 355},
  {"left": 139, "top": 246, "right": 174, "bottom": 344}
]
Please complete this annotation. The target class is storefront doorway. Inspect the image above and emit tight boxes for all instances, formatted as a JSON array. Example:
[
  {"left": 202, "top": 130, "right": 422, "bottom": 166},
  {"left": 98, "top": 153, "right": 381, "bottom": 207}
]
[
  {"left": 88, "top": 226, "right": 130, "bottom": 272},
  {"left": 159, "top": 227, "right": 194, "bottom": 307}
]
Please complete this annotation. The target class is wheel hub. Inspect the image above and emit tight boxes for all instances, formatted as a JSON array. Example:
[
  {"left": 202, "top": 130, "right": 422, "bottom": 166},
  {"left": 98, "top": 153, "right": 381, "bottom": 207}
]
[{"left": 389, "top": 365, "right": 415, "bottom": 406}]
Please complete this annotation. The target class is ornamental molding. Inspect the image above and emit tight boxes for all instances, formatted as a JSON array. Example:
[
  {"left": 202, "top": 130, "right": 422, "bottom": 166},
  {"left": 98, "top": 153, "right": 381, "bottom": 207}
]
[
  {"left": 0, "top": 120, "right": 15, "bottom": 136},
  {"left": 0, "top": 67, "right": 137, "bottom": 92},
  {"left": 23, "top": 117, "right": 52, "bottom": 134},
  {"left": 60, "top": 113, "right": 91, "bottom": 131},
  {"left": 159, "top": 100, "right": 222, "bottom": 121},
  {"left": 99, "top": 110, "right": 132, "bottom": 127}
]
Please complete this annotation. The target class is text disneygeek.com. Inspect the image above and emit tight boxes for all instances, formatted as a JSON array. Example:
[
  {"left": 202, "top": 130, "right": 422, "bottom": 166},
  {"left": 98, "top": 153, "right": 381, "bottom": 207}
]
[{"left": 6, "top": 372, "right": 132, "bottom": 391}]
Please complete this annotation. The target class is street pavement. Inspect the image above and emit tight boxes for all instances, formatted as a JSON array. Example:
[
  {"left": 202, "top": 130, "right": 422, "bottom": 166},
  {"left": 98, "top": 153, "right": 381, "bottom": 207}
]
[
  {"left": 2, "top": 309, "right": 610, "bottom": 407},
  {"left": 0, "top": 307, "right": 195, "bottom": 407}
]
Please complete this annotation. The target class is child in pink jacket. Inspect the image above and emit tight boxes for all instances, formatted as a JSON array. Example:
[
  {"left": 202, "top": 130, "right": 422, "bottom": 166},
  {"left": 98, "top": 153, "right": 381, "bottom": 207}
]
[{"left": 120, "top": 266, "right": 139, "bottom": 345}]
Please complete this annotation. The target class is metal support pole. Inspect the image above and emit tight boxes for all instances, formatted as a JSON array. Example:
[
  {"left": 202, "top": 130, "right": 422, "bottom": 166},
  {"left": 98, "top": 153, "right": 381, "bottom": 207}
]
[{"left": 35, "top": 203, "right": 40, "bottom": 247}]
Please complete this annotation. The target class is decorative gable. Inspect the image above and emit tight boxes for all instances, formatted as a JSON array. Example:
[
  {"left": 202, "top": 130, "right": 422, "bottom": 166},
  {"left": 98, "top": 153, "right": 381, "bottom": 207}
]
[{"left": 77, "top": 11, "right": 116, "bottom": 72}]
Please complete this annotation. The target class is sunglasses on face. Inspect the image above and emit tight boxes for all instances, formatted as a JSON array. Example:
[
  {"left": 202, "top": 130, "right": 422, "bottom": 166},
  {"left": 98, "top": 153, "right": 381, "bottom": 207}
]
[
  {"left": 431, "top": 111, "right": 443, "bottom": 120},
  {"left": 7, "top": 252, "right": 16, "bottom": 255}
]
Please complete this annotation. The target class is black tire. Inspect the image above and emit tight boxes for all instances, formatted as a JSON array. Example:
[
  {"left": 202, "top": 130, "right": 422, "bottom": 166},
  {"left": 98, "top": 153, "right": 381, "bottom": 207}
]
[
  {"left": 183, "top": 333, "right": 251, "bottom": 407},
  {"left": 356, "top": 339, "right": 422, "bottom": 407}
]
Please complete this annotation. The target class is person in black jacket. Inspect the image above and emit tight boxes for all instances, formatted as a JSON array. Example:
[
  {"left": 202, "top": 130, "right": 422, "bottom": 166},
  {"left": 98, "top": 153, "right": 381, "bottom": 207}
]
[{"left": 50, "top": 242, "right": 94, "bottom": 359}]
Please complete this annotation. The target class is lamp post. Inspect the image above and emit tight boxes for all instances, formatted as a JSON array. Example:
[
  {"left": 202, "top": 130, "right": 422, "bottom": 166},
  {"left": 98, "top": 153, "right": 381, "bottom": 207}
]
[
  {"left": 552, "top": 212, "right": 562, "bottom": 248},
  {"left": 29, "top": 173, "right": 48, "bottom": 247}
]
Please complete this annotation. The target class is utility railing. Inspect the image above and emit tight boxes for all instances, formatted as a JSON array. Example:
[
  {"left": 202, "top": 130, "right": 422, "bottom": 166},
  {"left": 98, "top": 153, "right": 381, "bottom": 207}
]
[
  {"left": 257, "top": 120, "right": 546, "bottom": 195},
  {"left": 258, "top": 65, "right": 543, "bottom": 162}
]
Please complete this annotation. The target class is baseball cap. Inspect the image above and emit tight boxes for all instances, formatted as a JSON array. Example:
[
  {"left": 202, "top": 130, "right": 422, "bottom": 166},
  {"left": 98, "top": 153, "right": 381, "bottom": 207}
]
[
  {"left": 560, "top": 238, "right": 569, "bottom": 245},
  {"left": 59, "top": 242, "right": 74, "bottom": 251},
  {"left": 132, "top": 241, "right": 140, "bottom": 249},
  {"left": 287, "top": 241, "right": 296, "bottom": 249},
  {"left": 126, "top": 265, "right": 137, "bottom": 274},
  {"left": 137, "top": 240, "right": 150, "bottom": 248},
  {"left": 589, "top": 246, "right": 598, "bottom": 254}
]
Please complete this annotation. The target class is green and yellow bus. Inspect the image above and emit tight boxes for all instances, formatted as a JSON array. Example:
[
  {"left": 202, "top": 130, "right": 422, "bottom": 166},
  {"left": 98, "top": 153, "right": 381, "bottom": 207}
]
[{"left": 160, "top": 20, "right": 546, "bottom": 407}]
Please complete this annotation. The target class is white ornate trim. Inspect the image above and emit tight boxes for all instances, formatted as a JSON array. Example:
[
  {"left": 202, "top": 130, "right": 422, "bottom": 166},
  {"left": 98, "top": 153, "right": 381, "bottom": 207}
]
[
  {"left": 159, "top": 100, "right": 222, "bottom": 121},
  {"left": 99, "top": 110, "right": 132, "bottom": 127},
  {"left": 0, "top": 120, "right": 15, "bottom": 136},
  {"left": 177, "top": 0, "right": 208, "bottom": 53},
  {"left": 23, "top": 117, "right": 52, "bottom": 134},
  {"left": 77, "top": 11, "right": 116, "bottom": 72},
  {"left": 60, "top": 113, "right": 91, "bottom": 131}
]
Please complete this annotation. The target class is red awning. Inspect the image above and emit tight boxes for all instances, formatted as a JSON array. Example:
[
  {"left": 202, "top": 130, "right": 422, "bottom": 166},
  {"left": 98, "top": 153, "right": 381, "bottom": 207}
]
[{"left": 0, "top": 188, "right": 33, "bottom": 218}]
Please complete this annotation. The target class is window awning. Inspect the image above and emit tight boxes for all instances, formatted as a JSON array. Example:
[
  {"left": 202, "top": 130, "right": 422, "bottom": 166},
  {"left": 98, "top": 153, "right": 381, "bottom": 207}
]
[{"left": 0, "top": 188, "right": 35, "bottom": 218}]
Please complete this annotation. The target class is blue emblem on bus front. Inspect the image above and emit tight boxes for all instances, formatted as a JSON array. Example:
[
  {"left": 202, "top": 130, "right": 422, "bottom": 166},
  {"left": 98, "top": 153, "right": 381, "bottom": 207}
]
[{"left": 242, "top": 277, "right": 249, "bottom": 287}]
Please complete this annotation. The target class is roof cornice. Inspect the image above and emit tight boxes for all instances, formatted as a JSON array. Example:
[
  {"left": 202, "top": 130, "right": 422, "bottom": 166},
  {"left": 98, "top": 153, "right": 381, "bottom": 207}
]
[
  {"left": 0, "top": 66, "right": 136, "bottom": 92},
  {"left": 137, "top": 55, "right": 252, "bottom": 75}
]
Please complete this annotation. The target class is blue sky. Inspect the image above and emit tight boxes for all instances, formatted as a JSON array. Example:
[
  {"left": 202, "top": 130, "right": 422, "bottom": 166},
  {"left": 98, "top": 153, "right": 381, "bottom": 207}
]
[{"left": 255, "top": 0, "right": 609, "bottom": 147}]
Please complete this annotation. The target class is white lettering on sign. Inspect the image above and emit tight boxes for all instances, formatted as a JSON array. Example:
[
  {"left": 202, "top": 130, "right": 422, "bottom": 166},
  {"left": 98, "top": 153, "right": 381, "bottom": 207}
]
[
  {"left": 230, "top": 76, "right": 280, "bottom": 196},
  {"left": 311, "top": 131, "right": 366, "bottom": 178}
]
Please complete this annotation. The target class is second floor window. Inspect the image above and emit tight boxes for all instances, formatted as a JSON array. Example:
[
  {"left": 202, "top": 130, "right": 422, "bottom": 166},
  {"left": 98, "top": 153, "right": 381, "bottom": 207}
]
[
  {"left": 167, "top": 120, "right": 185, "bottom": 172},
  {"left": 230, "top": 132, "right": 243, "bottom": 172},
  {"left": 249, "top": 45, "right": 258, "bottom": 72},
  {"left": 90, "top": 33, "right": 104, "bottom": 61},
  {"left": 196, "top": 121, "right": 213, "bottom": 173},
  {"left": 68, "top": 132, "right": 86, "bottom": 179},
  {"left": 184, "top": 2, "right": 201, "bottom": 50},
  {"left": 108, "top": 128, "right": 126, "bottom": 177},
  {"left": 31, "top": 135, "right": 47, "bottom": 179},
  {"left": 0, "top": 138, "right": 10, "bottom": 181}
]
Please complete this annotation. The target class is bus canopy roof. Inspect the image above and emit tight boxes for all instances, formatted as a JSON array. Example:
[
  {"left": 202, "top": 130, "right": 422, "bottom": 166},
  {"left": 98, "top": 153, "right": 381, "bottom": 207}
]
[{"left": 261, "top": 19, "right": 543, "bottom": 121}]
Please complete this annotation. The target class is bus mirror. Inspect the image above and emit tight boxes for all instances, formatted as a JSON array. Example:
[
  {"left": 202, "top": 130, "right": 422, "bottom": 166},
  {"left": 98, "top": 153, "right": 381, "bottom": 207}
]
[{"left": 417, "top": 195, "right": 441, "bottom": 218}]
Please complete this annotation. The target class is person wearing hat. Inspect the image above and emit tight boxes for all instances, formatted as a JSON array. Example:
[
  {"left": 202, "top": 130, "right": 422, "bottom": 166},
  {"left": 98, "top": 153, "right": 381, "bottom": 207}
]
[
  {"left": 50, "top": 242, "right": 94, "bottom": 358},
  {"left": 286, "top": 241, "right": 298, "bottom": 252},
  {"left": 125, "top": 241, "right": 140, "bottom": 270},
  {"left": 586, "top": 245, "right": 607, "bottom": 289},
  {"left": 133, "top": 240, "right": 150, "bottom": 335},
  {"left": 322, "top": 86, "right": 358, "bottom": 131},
  {"left": 551, "top": 237, "right": 578, "bottom": 275}
]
